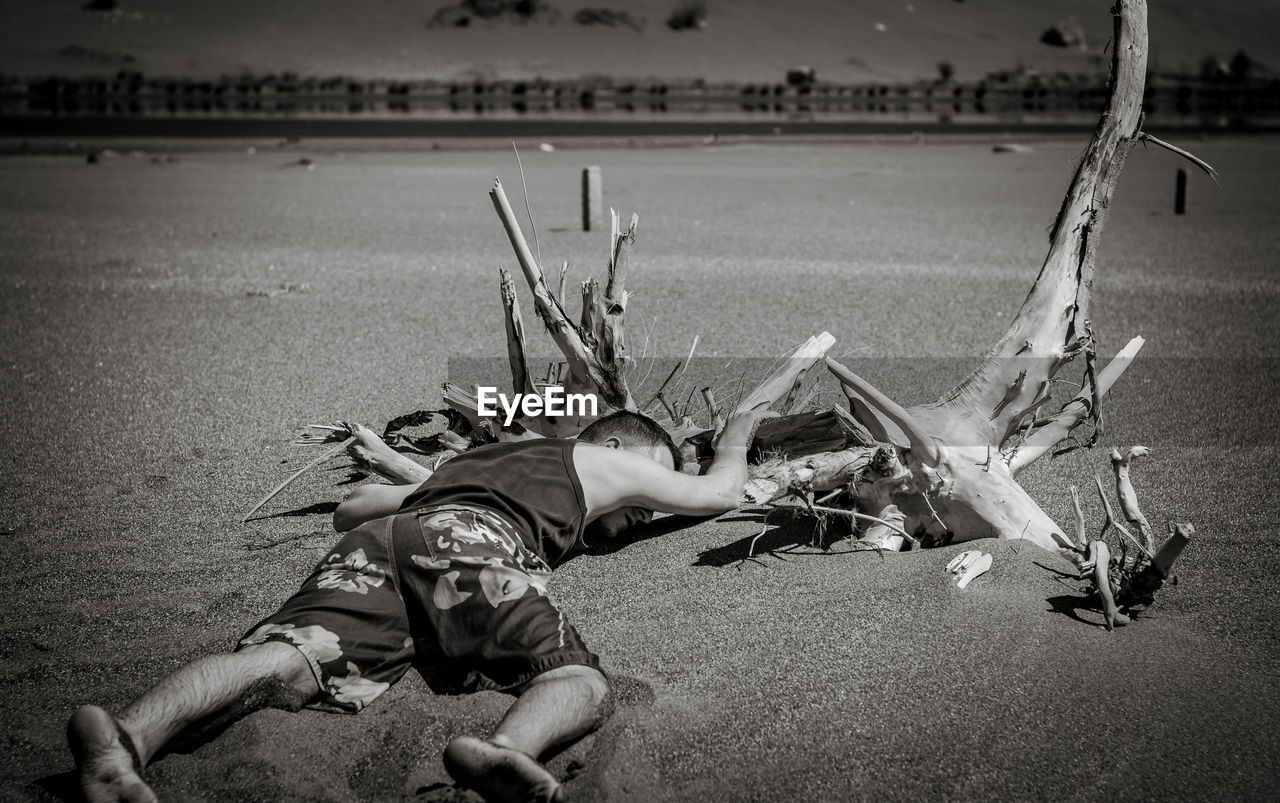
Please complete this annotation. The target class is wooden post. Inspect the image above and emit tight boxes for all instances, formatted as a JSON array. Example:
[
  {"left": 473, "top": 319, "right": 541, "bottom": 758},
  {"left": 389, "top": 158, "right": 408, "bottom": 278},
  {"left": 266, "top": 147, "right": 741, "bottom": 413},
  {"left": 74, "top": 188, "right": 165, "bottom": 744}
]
[
  {"left": 1175, "top": 167, "right": 1187, "bottom": 214},
  {"left": 582, "top": 166, "right": 603, "bottom": 231}
]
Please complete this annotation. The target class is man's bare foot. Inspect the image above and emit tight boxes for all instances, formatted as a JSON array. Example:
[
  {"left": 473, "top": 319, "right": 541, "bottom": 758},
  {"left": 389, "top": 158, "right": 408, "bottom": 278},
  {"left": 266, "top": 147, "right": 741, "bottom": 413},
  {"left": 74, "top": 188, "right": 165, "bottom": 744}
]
[
  {"left": 67, "top": 705, "right": 156, "bottom": 803},
  {"left": 442, "top": 736, "right": 563, "bottom": 803}
]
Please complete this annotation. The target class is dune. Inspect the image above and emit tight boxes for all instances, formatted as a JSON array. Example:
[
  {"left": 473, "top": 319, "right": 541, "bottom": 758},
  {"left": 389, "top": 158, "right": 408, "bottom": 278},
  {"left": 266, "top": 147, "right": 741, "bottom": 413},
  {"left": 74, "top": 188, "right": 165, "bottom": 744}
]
[{"left": 2, "top": 0, "right": 1277, "bottom": 83}]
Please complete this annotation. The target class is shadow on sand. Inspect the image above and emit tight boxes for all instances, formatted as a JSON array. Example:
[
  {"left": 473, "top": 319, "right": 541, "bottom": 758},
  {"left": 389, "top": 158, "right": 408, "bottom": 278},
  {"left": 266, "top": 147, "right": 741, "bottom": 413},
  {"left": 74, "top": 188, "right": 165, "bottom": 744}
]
[
  {"left": 693, "top": 513, "right": 853, "bottom": 568},
  {"left": 34, "top": 772, "right": 77, "bottom": 803}
]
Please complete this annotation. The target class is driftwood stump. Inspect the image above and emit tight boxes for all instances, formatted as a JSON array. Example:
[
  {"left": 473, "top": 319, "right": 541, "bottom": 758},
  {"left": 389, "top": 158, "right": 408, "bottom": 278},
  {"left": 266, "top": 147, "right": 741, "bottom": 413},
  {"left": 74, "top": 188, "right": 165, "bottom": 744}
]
[{"left": 751, "top": 0, "right": 1203, "bottom": 567}]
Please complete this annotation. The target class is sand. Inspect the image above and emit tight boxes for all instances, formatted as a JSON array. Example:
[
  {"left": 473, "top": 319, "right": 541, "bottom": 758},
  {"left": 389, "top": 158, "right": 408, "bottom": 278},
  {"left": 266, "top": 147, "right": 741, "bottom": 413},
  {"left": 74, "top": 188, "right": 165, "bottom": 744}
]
[{"left": 2, "top": 134, "right": 1279, "bottom": 800}]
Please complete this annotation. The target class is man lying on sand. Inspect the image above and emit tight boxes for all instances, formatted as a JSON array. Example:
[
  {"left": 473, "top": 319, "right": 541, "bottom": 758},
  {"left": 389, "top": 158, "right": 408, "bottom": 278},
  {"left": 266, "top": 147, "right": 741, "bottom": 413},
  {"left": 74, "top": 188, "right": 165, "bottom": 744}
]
[{"left": 67, "top": 407, "right": 772, "bottom": 802}]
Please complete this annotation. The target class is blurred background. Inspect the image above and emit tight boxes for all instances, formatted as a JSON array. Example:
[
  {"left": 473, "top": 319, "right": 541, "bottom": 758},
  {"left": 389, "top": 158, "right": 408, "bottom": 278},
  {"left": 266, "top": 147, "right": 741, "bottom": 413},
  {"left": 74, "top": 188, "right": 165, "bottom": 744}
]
[{"left": 3, "top": 0, "right": 1278, "bottom": 133}]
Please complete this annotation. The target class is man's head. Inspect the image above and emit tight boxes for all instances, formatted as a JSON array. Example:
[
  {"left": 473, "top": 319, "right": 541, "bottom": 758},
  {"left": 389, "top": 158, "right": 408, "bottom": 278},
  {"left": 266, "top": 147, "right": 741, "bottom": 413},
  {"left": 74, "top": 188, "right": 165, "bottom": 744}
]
[
  {"left": 577, "top": 410, "right": 683, "bottom": 472},
  {"left": 577, "top": 410, "right": 682, "bottom": 541}
]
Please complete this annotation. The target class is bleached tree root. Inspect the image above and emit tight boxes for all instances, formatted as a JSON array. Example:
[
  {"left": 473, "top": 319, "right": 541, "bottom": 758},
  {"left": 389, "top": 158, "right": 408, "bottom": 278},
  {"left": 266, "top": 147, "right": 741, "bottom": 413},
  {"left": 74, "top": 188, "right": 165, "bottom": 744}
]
[
  {"left": 1091, "top": 540, "right": 1131, "bottom": 631},
  {"left": 1064, "top": 446, "right": 1194, "bottom": 629},
  {"left": 769, "top": 0, "right": 1160, "bottom": 555},
  {"left": 1111, "top": 445, "right": 1155, "bottom": 554},
  {"left": 854, "top": 501, "right": 910, "bottom": 551}
]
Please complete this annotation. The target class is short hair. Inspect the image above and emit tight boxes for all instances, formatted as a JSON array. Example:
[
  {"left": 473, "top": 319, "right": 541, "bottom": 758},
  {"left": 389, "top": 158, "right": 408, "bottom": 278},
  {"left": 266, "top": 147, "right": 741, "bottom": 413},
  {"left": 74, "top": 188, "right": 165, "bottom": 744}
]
[{"left": 577, "top": 410, "right": 683, "bottom": 472}]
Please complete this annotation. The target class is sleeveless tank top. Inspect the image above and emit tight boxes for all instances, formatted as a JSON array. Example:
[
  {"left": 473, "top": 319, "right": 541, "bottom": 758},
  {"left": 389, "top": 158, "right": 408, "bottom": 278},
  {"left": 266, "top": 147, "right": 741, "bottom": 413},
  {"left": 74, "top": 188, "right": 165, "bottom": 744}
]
[{"left": 398, "top": 438, "right": 587, "bottom": 567}]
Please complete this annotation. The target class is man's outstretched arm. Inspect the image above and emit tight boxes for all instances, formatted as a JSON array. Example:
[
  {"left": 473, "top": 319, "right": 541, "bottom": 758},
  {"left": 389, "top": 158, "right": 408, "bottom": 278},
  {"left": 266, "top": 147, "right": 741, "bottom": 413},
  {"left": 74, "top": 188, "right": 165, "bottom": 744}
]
[{"left": 576, "top": 406, "right": 775, "bottom": 518}]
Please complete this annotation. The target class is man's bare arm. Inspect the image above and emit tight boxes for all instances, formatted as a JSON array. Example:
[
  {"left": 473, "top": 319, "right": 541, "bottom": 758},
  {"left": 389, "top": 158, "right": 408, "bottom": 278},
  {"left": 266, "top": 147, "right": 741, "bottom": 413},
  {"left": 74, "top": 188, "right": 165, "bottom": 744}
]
[
  {"left": 576, "top": 407, "right": 775, "bottom": 518},
  {"left": 333, "top": 483, "right": 419, "bottom": 532}
]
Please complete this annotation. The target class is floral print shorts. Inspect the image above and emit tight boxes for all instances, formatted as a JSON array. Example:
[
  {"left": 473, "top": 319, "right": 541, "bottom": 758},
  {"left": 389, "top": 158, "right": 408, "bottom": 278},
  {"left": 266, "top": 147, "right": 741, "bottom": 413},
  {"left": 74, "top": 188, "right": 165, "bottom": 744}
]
[{"left": 237, "top": 504, "right": 600, "bottom": 713}]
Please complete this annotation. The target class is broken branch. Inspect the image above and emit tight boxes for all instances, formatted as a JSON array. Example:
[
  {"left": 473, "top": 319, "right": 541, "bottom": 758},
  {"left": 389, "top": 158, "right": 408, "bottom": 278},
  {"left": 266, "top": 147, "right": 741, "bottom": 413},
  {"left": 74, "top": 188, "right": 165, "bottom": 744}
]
[
  {"left": 244, "top": 436, "right": 355, "bottom": 522},
  {"left": 735, "top": 333, "right": 835, "bottom": 414},
  {"left": 347, "top": 424, "right": 433, "bottom": 485},
  {"left": 1007, "top": 336, "right": 1145, "bottom": 475},
  {"left": 1111, "top": 445, "right": 1155, "bottom": 553},
  {"left": 490, "top": 178, "right": 630, "bottom": 408},
  {"left": 500, "top": 268, "right": 536, "bottom": 398},
  {"left": 825, "top": 356, "right": 940, "bottom": 465},
  {"left": 1091, "top": 539, "right": 1131, "bottom": 631},
  {"left": 1138, "top": 132, "right": 1221, "bottom": 185}
]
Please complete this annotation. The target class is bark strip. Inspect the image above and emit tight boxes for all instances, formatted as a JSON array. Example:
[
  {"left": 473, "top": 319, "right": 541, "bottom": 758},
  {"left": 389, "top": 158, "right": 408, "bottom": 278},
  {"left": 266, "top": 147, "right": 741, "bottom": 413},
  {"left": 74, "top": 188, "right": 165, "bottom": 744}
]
[{"left": 499, "top": 268, "right": 536, "bottom": 397}]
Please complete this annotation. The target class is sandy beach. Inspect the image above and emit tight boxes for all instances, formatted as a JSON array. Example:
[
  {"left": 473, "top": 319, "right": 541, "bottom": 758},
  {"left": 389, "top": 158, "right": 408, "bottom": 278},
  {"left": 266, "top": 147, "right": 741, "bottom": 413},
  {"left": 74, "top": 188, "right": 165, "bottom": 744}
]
[{"left": 2, "top": 134, "right": 1278, "bottom": 800}]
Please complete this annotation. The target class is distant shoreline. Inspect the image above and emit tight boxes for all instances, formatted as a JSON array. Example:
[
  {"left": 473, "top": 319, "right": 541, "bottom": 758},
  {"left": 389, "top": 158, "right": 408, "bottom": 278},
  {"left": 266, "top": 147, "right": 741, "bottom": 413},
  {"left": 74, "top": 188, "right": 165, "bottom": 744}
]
[
  {"left": 7, "top": 69, "right": 1277, "bottom": 142},
  {"left": 5, "top": 114, "right": 1276, "bottom": 141}
]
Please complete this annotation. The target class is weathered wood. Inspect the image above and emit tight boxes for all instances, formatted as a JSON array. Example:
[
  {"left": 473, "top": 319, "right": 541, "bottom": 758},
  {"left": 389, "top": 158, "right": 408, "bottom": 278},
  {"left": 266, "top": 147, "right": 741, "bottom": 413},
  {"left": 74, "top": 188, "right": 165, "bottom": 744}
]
[
  {"left": 811, "top": 504, "right": 913, "bottom": 542},
  {"left": 605, "top": 209, "right": 634, "bottom": 302},
  {"left": 1091, "top": 540, "right": 1131, "bottom": 631},
  {"left": 914, "top": 0, "right": 1150, "bottom": 452},
  {"left": 556, "top": 261, "right": 570, "bottom": 309},
  {"left": 1154, "top": 523, "right": 1193, "bottom": 576},
  {"left": 857, "top": 501, "right": 908, "bottom": 551},
  {"left": 1092, "top": 473, "right": 1151, "bottom": 560},
  {"left": 798, "top": 0, "right": 1155, "bottom": 552},
  {"left": 1007, "top": 336, "right": 1145, "bottom": 475},
  {"left": 580, "top": 278, "right": 602, "bottom": 342},
  {"left": 839, "top": 382, "right": 906, "bottom": 449},
  {"left": 826, "top": 356, "right": 939, "bottom": 464},
  {"left": 499, "top": 268, "right": 535, "bottom": 398},
  {"left": 582, "top": 166, "right": 603, "bottom": 231},
  {"left": 1111, "top": 445, "right": 1155, "bottom": 552},
  {"left": 744, "top": 444, "right": 896, "bottom": 505},
  {"left": 441, "top": 382, "right": 489, "bottom": 437},
  {"left": 734, "top": 333, "right": 835, "bottom": 414},
  {"left": 1111, "top": 522, "right": 1194, "bottom": 612},
  {"left": 752, "top": 407, "right": 874, "bottom": 459},
  {"left": 702, "top": 387, "right": 726, "bottom": 432},
  {"left": 489, "top": 178, "right": 630, "bottom": 409},
  {"left": 955, "top": 552, "right": 993, "bottom": 588},
  {"left": 598, "top": 211, "right": 637, "bottom": 375},
  {"left": 348, "top": 424, "right": 433, "bottom": 485},
  {"left": 1069, "top": 485, "right": 1089, "bottom": 552}
]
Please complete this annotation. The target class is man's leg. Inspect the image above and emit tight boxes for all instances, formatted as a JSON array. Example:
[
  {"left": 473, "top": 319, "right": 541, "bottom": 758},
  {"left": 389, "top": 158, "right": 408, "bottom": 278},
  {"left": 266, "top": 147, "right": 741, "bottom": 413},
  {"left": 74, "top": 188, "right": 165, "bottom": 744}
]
[
  {"left": 68, "top": 642, "right": 317, "bottom": 803},
  {"left": 443, "top": 665, "right": 610, "bottom": 803},
  {"left": 396, "top": 508, "right": 612, "bottom": 801},
  {"left": 490, "top": 664, "right": 610, "bottom": 755}
]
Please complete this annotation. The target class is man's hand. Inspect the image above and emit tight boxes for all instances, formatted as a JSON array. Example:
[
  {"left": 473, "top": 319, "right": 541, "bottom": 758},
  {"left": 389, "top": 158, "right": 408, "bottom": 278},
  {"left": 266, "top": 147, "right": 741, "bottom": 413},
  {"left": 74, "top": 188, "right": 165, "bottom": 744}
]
[{"left": 716, "top": 403, "right": 780, "bottom": 452}]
